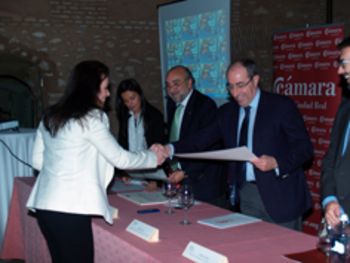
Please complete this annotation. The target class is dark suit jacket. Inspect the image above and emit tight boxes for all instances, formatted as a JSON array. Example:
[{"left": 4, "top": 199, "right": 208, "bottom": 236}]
[
  {"left": 167, "top": 89, "right": 224, "bottom": 203},
  {"left": 321, "top": 98, "right": 350, "bottom": 215},
  {"left": 174, "top": 90, "right": 313, "bottom": 223},
  {"left": 118, "top": 102, "right": 166, "bottom": 149}
]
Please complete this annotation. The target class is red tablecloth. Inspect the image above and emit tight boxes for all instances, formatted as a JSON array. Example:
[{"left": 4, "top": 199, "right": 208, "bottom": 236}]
[
  {"left": 1, "top": 177, "right": 318, "bottom": 263},
  {"left": 0, "top": 129, "right": 35, "bottom": 249}
]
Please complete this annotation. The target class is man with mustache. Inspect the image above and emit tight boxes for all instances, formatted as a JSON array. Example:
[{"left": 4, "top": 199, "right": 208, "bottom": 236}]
[{"left": 168, "top": 59, "right": 313, "bottom": 230}]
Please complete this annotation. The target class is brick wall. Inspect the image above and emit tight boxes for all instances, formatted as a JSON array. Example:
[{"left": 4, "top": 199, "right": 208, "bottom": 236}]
[{"left": 0, "top": 0, "right": 349, "bottom": 133}]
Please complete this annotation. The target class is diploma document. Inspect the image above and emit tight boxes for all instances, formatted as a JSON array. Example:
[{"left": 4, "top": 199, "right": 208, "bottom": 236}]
[{"left": 175, "top": 146, "right": 257, "bottom": 161}]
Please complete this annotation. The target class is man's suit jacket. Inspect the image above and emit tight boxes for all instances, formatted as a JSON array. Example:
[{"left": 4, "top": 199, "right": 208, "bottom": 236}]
[
  {"left": 167, "top": 90, "right": 224, "bottom": 203},
  {"left": 174, "top": 90, "right": 313, "bottom": 223},
  {"left": 321, "top": 98, "right": 350, "bottom": 215}
]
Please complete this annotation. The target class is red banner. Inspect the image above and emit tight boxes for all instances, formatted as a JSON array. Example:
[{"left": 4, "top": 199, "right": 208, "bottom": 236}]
[{"left": 272, "top": 24, "right": 344, "bottom": 235}]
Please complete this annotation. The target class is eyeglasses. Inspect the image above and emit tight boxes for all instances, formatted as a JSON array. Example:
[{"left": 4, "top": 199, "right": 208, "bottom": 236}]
[
  {"left": 338, "top": 58, "right": 350, "bottom": 68},
  {"left": 166, "top": 78, "right": 188, "bottom": 89},
  {"left": 226, "top": 78, "right": 252, "bottom": 90}
]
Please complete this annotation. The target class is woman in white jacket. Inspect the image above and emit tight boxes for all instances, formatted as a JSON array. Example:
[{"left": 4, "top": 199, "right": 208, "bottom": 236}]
[{"left": 26, "top": 60, "right": 166, "bottom": 263}]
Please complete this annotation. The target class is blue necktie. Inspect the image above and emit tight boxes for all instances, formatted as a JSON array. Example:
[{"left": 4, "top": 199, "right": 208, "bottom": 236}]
[
  {"left": 342, "top": 121, "right": 350, "bottom": 156},
  {"left": 238, "top": 106, "right": 251, "bottom": 184},
  {"left": 230, "top": 106, "right": 251, "bottom": 205}
]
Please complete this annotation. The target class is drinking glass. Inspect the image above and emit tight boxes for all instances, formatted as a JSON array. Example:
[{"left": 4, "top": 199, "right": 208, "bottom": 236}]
[
  {"left": 317, "top": 218, "right": 333, "bottom": 258},
  {"left": 178, "top": 185, "right": 195, "bottom": 225},
  {"left": 163, "top": 182, "right": 177, "bottom": 214}
]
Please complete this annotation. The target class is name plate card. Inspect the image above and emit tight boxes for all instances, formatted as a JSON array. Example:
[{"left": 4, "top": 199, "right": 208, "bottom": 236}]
[
  {"left": 110, "top": 206, "right": 119, "bottom": 220},
  {"left": 182, "top": 241, "right": 228, "bottom": 263},
  {"left": 126, "top": 219, "right": 159, "bottom": 243}
]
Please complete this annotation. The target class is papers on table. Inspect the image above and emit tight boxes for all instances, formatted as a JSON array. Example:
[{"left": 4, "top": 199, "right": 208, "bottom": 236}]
[
  {"left": 175, "top": 146, "right": 257, "bottom": 161},
  {"left": 169, "top": 198, "right": 202, "bottom": 208},
  {"left": 126, "top": 168, "right": 168, "bottom": 181},
  {"left": 118, "top": 191, "right": 168, "bottom": 206},
  {"left": 197, "top": 213, "right": 261, "bottom": 229},
  {"left": 111, "top": 180, "right": 145, "bottom": 193}
]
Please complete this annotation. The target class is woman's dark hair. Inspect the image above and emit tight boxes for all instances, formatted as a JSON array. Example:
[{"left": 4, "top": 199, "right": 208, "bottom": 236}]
[
  {"left": 116, "top": 78, "right": 147, "bottom": 122},
  {"left": 116, "top": 78, "right": 157, "bottom": 148},
  {"left": 43, "top": 60, "right": 109, "bottom": 136}
]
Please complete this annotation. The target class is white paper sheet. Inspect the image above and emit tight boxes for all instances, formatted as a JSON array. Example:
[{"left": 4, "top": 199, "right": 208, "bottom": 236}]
[
  {"left": 197, "top": 213, "right": 261, "bottom": 229},
  {"left": 111, "top": 180, "right": 145, "bottom": 193},
  {"left": 175, "top": 146, "right": 257, "bottom": 161},
  {"left": 126, "top": 168, "right": 168, "bottom": 181},
  {"left": 118, "top": 191, "right": 168, "bottom": 206}
]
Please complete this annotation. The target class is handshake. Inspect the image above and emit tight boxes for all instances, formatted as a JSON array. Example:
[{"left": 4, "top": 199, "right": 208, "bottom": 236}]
[
  {"left": 150, "top": 144, "right": 171, "bottom": 165},
  {"left": 149, "top": 144, "right": 185, "bottom": 184}
]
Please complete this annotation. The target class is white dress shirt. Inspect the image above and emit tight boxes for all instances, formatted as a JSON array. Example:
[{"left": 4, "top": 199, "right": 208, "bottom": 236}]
[{"left": 128, "top": 112, "right": 147, "bottom": 152}]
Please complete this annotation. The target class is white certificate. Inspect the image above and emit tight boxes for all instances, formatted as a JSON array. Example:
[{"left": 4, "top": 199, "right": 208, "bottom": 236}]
[
  {"left": 175, "top": 146, "right": 257, "bottom": 161},
  {"left": 126, "top": 168, "right": 168, "bottom": 181}
]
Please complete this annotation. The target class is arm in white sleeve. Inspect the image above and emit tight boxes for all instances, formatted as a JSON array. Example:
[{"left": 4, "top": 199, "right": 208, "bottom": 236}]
[{"left": 86, "top": 112, "right": 157, "bottom": 170}]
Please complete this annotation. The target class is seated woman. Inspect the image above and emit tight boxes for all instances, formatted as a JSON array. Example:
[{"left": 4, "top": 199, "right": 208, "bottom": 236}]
[{"left": 116, "top": 78, "right": 166, "bottom": 190}]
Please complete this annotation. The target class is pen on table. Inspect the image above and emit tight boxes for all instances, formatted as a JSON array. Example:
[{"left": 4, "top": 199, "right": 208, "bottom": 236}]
[{"left": 137, "top": 208, "right": 160, "bottom": 214}]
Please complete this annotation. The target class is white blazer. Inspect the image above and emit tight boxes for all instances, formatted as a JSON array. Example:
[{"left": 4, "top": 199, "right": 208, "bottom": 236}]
[{"left": 26, "top": 109, "right": 157, "bottom": 224}]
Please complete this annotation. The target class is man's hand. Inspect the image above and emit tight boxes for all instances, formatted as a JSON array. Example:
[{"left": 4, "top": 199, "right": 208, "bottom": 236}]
[
  {"left": 150, "top": 144, "right": 169, "bottom": 165},
  {"left": 164, "top": 145, "right": 172, "bottom": 158},
  {"left": 168, "top": 170, "right": 185, "bottom": 184},
  {"left": 325, "top": 201, "right": 342, "bottom": 227},
  {"left": 145, "top": 181, "right": 158, "bottom": 192},
  {"left": 251, "top": 155, "right": 278, "bottom": 172}
]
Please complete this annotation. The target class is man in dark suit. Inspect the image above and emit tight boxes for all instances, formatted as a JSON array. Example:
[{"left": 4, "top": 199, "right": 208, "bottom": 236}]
[
  {"left": 321, "top": 36, "right": 350, "bottom": 227},
  {"left": 169, "top": 59, "right": 313, "bottom": 230},
  {"left": 165, "top": 65, "right": 225, "bottom": 205}
]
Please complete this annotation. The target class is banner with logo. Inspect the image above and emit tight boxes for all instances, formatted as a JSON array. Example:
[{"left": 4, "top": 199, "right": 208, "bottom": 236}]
[{"left": 272, "top": 24, "right": 344, "bottom": 235}]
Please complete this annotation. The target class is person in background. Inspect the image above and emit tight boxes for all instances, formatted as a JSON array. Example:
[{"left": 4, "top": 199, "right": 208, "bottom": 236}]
[
  {"left": 321, "top": 36, "right": 350, "bottom": 227},
  {"left": 116, "top": 78, "right": 166, "bottom": 190},
  {"left": 167, "top": 59, "right": 313, "bottom": 230},
  {"left": 165, "top": 65, "right": 225, "bottom": 206},
  {"left": 26, "top": 61, "right": 166, "bottom": 263}
]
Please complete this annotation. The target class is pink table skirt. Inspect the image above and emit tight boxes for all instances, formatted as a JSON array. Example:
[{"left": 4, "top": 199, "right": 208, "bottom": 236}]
[{"left": 1, "top": 177, "right": 317, "bottom": 263}]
